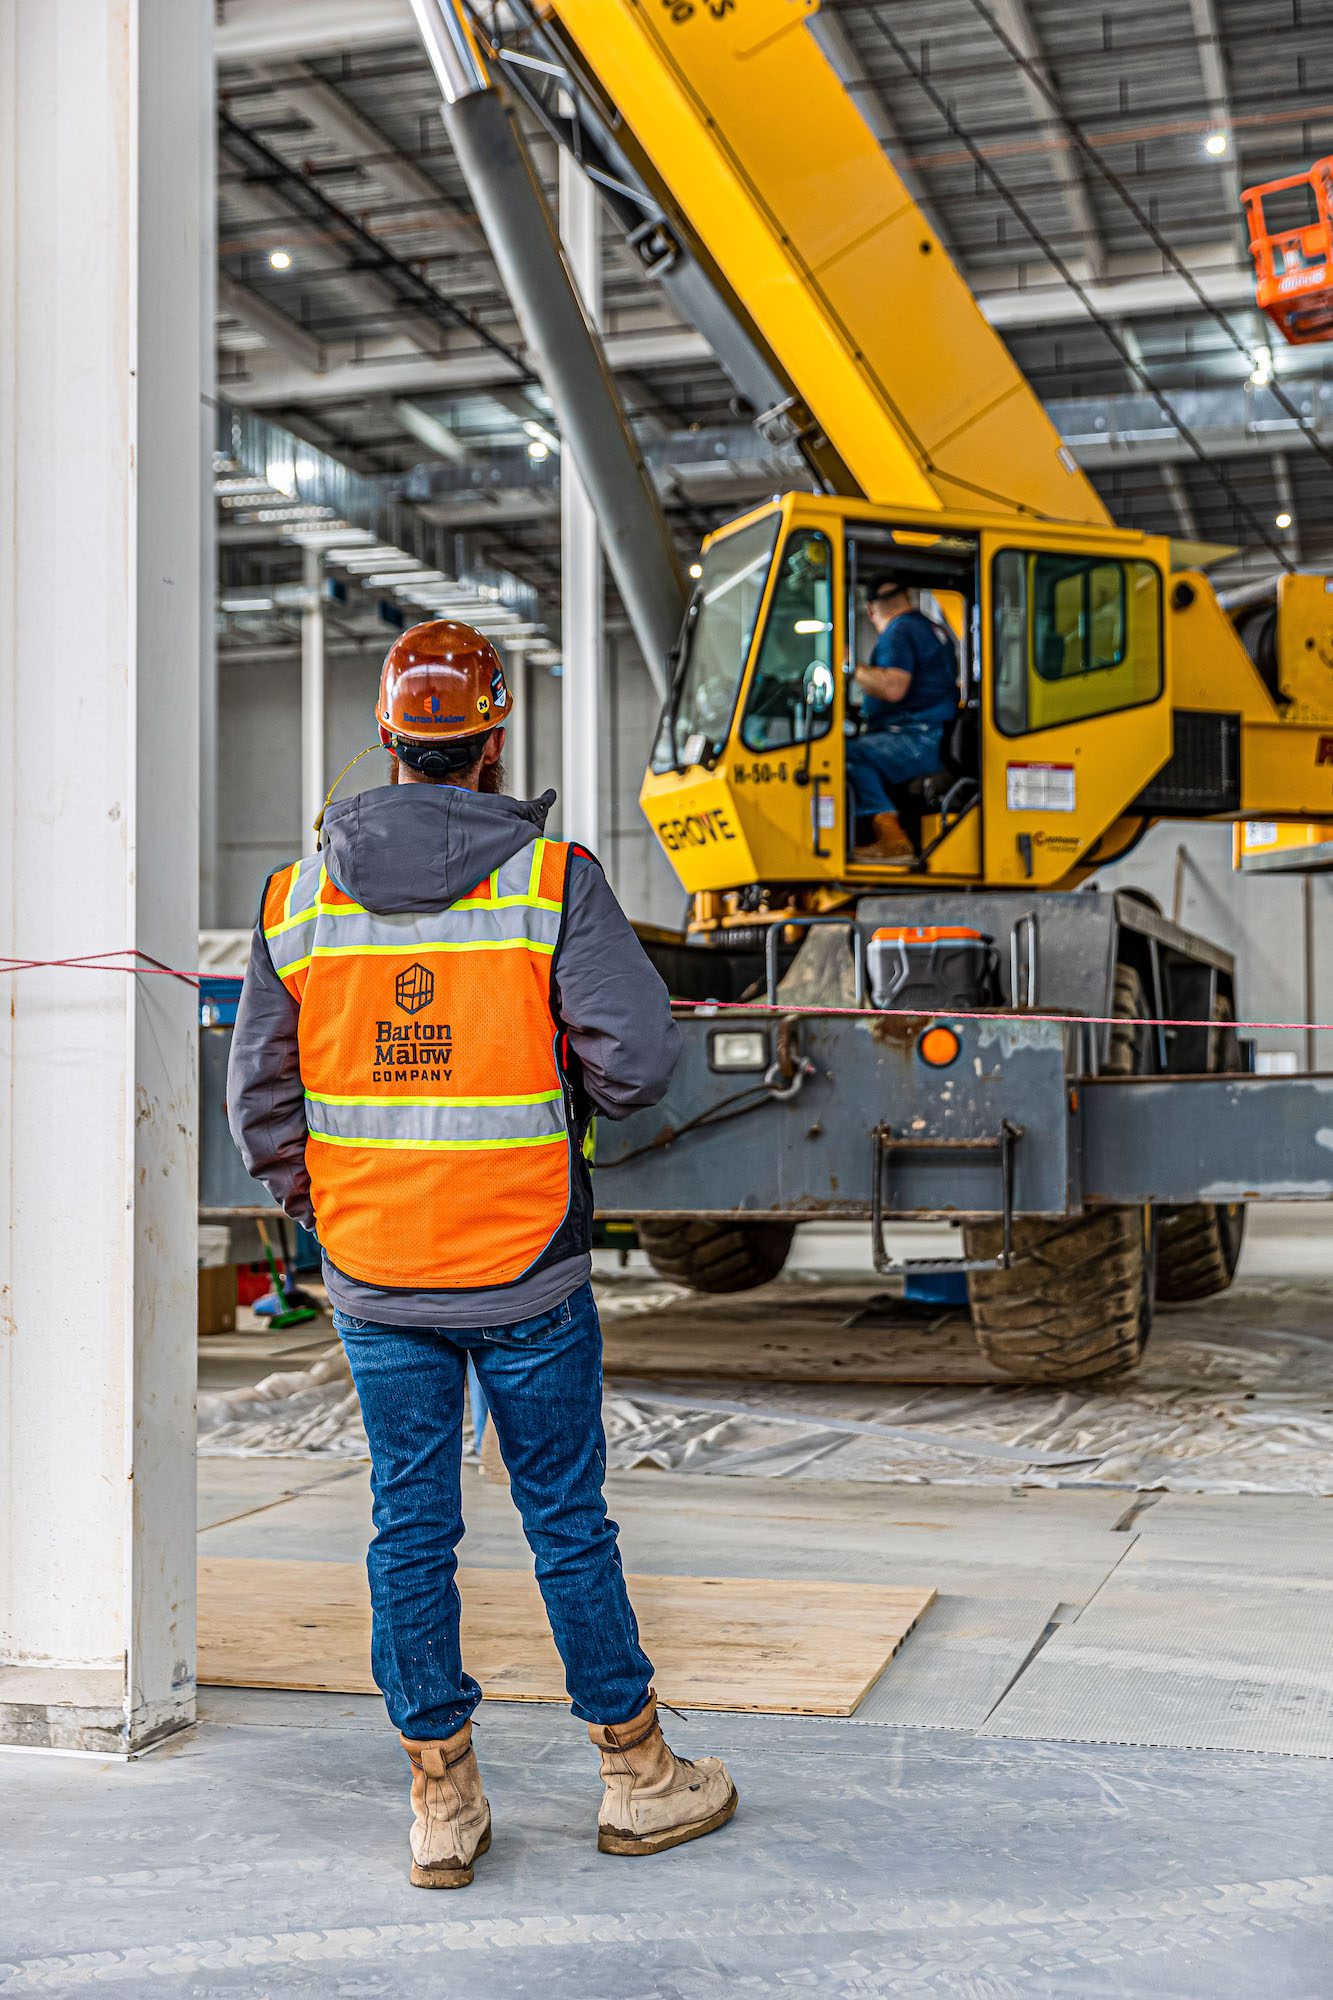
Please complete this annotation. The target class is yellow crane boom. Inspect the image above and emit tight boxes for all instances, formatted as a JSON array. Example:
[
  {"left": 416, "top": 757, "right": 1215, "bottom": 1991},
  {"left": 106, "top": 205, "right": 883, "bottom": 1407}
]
[
  {"left": 547, "top": 0, "right": 1109, "bottom": 526},
  {"left": 535, "top": 0, "right": 1333, "bottom": 906}
]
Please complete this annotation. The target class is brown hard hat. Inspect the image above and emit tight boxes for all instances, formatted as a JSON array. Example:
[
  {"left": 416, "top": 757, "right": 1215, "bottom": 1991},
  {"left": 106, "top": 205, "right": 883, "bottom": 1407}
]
[{"left": 377, "top": 620, "right": 513, "bottom": 742}]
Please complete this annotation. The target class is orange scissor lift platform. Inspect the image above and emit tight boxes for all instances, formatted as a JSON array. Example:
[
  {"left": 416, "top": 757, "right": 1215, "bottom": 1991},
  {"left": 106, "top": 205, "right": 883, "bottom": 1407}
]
[{"left": 1244, "top": 156, "right": 1333, "bottom": 345}]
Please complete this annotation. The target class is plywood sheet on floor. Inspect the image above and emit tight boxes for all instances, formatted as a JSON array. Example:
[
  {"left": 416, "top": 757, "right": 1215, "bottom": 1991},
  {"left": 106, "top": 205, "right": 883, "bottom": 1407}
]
[{"left": 198, "top": 1556, "right": 934, "bottom": 1717}]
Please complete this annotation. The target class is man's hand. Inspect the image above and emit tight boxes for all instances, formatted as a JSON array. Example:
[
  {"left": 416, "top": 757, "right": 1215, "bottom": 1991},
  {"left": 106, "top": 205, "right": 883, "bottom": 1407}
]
[{"left": 854, "top": 661, "right": 912, "bottom": 704}]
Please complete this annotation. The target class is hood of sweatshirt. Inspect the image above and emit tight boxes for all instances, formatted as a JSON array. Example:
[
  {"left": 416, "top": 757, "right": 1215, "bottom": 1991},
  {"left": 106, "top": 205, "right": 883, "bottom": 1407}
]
[{"left": 320, "top": 783, "right": 556, "bottom": 915}]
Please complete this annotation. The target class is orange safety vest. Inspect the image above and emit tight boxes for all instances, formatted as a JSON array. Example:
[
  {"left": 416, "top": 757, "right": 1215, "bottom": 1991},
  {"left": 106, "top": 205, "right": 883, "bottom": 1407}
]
[{"left": 261, "top": 836, "right": 577, "bottom": 1290}]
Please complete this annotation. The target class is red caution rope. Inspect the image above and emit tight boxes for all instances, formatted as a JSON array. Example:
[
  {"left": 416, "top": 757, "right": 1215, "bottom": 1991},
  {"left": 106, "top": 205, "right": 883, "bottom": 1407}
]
[
  {"left": 0, "top": 955, "right": 1328, "bottom": 1036},
  {"left": 670, "top": 996, "right": 1333, "bottom": 1035},
  {"left": 0, "top": 949, "right": 200, "bottom": 990}
]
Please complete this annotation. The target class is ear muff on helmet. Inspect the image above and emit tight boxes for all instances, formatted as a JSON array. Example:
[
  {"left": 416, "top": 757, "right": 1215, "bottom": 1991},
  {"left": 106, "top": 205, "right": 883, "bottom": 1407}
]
[{"left": 392, "top": 727, "right": 495, "bottom": 777}]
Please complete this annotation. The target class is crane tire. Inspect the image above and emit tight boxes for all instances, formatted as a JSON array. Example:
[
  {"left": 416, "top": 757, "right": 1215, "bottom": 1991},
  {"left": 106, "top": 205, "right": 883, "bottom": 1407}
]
[
  {"left": 635, "top": 1217, "right": 796, "bottom": 1294},
  {"left": 1155, "top": 999, "right": 1246, "bottom": 1302},
  {"left": 962, "top": 964, "right": 1156, "bottom": 1382}
]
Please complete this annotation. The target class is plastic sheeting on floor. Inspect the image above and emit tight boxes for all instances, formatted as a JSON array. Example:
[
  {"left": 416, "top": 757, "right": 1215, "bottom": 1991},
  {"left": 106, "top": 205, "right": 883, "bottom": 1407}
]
[{"left": 197, "top": 1269, "right": 1333, "bottom": 1494}]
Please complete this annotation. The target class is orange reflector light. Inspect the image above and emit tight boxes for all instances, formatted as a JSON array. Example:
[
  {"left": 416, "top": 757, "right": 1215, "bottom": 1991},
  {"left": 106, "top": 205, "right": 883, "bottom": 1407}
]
[{"left": 918, "top": 1024, "right": 961, "bottom": 1067}]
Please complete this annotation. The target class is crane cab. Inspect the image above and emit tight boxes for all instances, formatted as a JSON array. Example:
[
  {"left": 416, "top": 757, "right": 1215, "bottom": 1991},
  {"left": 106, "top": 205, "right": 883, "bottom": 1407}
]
[
  {"left": 1243, "top": 157, "right": 1333, "bottom": 345},
  {"left": 640, "top": 495, "right": 1174, "bottom": 916}
]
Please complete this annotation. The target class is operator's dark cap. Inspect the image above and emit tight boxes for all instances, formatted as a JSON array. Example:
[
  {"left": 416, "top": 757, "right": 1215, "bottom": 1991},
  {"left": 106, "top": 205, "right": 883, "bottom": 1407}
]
[{"left": 866, "top": 573, "right": 909, "bottom": 602}]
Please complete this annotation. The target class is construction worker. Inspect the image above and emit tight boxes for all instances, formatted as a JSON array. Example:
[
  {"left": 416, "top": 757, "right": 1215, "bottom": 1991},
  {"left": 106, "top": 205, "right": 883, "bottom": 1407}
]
[
  {"left": 228, "top": 621, "right": 737, "bottom": 1887},
  {"left": 846, "top": 573, "right": 960, "bottom": 861}
]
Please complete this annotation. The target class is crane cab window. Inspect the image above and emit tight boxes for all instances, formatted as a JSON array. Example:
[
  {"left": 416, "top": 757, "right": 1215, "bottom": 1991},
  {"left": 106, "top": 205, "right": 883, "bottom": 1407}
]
[
  {"left": 652, "top": 512, "right": 779, "bottom": 772},
  {"left": 993, "top": 549, "right": 1162, "bottom": 736},
  {"left": 739, "top": 531, "right": 835, "bottom": 752}
]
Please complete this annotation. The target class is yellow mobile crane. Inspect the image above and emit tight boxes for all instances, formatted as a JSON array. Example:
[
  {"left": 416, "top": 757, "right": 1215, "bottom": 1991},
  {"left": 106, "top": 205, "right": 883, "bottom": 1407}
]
[
  {"left": 533, "top": 0, "right": 1333, "bottom": 898},
  {"left": 419, "top": 0, "right": 1333, "bottom": 1379}
]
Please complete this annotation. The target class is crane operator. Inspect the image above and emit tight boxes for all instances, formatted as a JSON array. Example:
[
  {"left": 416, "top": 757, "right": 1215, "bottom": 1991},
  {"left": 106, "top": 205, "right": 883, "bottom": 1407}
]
[{"left": 846, "top": 573, "right": 960, "bottom": 862}]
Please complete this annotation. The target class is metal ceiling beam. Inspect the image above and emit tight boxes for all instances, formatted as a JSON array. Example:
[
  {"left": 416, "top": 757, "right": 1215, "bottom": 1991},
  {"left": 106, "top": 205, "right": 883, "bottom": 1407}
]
[
  {"left": 1188, "top": 0, "right": 1245, "bottom": 229},
  {"left": 217, "top": 271, "right": 327, "bottom": 373},
  {"left": 217, "top": 0, "right": 414, "bottom": 63},
  {"left": 390, "top": 397, "right": 470, "bottom": 463},
  {"left": 1160, "top": 463, "right": 1200, "bottom": 540},
  {"left": 244, "top": 59, "right": 486, "bottom": 255},
  {"left": 217, "top": 171, "right": 451, "bottom": 359},
  {"left": 219, "top": 112, "right": 532, "bottom": 376},
  {"left": 1055, "top": 379, "right": 1333, "bottom": 466},
  {"left": 223, "top": 324, "right": 711, "bottom": 406},
  {"left": 984, "top": 261, "right": 1254, "bottom": 327},
  {"left": 983, "top": 0, "right": 1107, "bottom": 279},
  {"left": 406, "top": 395, "right": 1333, "bottom": 507},
  {"left": 221, "top": 262, "right": 1261, "bottom": 406}
]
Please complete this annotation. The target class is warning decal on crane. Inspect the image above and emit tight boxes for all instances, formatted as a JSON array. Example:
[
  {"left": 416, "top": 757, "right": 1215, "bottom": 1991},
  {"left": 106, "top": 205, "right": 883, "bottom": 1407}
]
[{"left": 1007, "top": 762, "right": 1076, "bottom": 813}]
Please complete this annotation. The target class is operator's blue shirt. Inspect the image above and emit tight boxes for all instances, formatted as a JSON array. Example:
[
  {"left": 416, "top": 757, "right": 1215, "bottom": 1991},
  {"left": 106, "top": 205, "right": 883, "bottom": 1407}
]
[{"left": 862, "top": 611, "right": 960, "bottom": 729}]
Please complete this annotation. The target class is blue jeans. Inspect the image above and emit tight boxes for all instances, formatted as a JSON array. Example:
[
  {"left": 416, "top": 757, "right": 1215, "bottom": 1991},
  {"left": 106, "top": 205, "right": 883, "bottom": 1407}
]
[
  {"left": 334, "top": 1281, "right": 653, "bottom": 1740},
  {"left": 846, "top": 717, "right": 951, "bottom": 816}
]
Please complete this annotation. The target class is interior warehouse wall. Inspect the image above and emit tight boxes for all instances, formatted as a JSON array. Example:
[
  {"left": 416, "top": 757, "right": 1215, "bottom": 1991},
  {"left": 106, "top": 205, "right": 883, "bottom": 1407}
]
[
  {"left": 216, "top": 629, "right": 683, "bottom": 932},
  {"left": 1093, "top": 821, "right": 1333, "bottom": 1072}
]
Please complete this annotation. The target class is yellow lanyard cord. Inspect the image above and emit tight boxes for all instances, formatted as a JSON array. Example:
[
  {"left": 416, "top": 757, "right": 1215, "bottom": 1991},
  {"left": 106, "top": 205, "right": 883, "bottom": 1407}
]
[{"left": 314, "top": 743, "right": 380, "bottom": 848}]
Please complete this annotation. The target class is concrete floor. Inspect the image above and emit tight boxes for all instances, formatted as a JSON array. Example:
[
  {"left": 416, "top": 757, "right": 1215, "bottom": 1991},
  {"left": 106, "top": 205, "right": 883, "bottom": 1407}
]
[
  {"left": 4, "top": 1691, "right": 1331, "bottom": 1998},
  {"left": 5, "top": 1213, "right": 1333, "bottom": 1997}
]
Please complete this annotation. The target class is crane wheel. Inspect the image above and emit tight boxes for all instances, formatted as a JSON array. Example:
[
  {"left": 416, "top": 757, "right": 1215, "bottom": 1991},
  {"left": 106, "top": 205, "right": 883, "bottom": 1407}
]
[
  {"left": 961, "top": 965, "right": 1156, "bottom": 1382},
  {"left": 1154, "top": 999, "right": 1246, "bottom": 1302},
  {"left": 635, "top": 1217, "right": 796, "bottom": 1294}
]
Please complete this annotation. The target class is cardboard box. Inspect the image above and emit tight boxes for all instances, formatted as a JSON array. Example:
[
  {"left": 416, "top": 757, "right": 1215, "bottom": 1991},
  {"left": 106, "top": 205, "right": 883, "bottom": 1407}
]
[{"left": 198, "top": 1262, "right": 238, "bottom": 1336}]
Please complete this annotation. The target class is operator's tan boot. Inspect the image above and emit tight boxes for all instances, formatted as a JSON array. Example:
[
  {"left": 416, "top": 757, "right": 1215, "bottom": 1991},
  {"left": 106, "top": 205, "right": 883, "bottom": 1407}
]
[
  {"left": 853, "top": 810, "right": 915, "bottom": 864},
  {"left": 400, "top": 1721, "right": 491, "bottom": 1888},
  {"left": 588, "top": 1691, "right": 737, "bottom": 1856}
]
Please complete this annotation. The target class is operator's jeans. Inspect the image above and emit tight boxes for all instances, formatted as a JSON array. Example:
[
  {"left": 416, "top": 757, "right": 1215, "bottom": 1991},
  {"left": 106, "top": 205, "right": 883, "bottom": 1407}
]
[
  {"left": 845, "top": 717, "right": 951, "bottom": 817},
  {"left": 334, "top": 1282, "right": 653, "bottom": 1741}
]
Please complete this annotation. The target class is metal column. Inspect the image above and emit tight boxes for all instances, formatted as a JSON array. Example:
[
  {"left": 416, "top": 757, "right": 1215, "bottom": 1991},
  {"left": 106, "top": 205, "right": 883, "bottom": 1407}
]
[
  {"left": 301, "top": 545, "right": 326, "bottom": 850},
  {"left": 559, "top": 134, "right": 603, "bottom": 852},
  {"left": 409, "top": 0, "right": 686, "bottom": 694},
  {"left": 0, "top": 0, "right": 207, "bottom": 1753},
  {"left": 507, "top": 641, "right": 532, "bottom": 800}
]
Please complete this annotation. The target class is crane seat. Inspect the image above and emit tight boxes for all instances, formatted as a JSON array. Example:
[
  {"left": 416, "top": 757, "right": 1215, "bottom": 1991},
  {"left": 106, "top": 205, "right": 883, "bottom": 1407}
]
[
  {"left": 1244, "top": 157, "right": 1333, "bottom": 345},
  {"left": 896, "top": 769, "right": 955, "bottom": 806}
]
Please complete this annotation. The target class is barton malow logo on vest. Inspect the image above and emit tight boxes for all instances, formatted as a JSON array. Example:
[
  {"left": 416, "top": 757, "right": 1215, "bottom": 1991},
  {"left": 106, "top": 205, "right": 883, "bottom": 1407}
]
[
  {"left": 375, "top": 965, "right": 453, "bottom": 1083},
  {"left": 396, "top": 962, "right": 435, "bottom": 1015}
]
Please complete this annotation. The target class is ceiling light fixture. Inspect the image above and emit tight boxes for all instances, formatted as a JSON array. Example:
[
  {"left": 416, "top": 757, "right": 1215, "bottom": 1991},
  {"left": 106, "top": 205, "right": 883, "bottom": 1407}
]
[
  {"left": 1276, "top": 511, "right": 1293, "bottom": 529},
  {"left": 1204, "top": 132, "right": 1229, "bottom": 157},
  {"left": 688, "top": 562, "right": 703, "bottom": 579},
  {"left": 269, "top": 249, "right": 292, "bottom": 270}
]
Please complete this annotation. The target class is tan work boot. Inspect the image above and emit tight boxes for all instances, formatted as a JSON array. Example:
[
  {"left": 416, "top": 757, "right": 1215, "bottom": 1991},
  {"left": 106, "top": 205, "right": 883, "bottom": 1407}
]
[
  {"left": 588, "top": 1691, "right": 737, "bottom": 1856},
  {"left": 853, "top": 810, "right": 915, "bottom": 864},
  {"left": 400, "top": 1720, "right": 492, "bottom": 1888}
]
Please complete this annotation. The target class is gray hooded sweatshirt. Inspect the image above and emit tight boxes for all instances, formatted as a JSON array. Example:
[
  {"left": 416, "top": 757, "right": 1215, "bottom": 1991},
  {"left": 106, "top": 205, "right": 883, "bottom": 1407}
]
[{"left": 227, "top": 783, "right": 680, "bottom": 1327}]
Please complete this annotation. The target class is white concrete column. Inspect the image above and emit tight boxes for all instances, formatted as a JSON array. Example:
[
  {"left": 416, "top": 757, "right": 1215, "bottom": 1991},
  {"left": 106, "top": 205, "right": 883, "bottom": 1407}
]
[
  {"left": 558, "top": 142, "right": 603, "bottom": 852},
  {"left": 301, "top": 546, "right": 327, "bottom": 851},
  {"left": 199, "top": 85, "right": 220, "bottom": 929},
  {"left": 0, "top": 0, "right": 208, "bottom": 1754}
]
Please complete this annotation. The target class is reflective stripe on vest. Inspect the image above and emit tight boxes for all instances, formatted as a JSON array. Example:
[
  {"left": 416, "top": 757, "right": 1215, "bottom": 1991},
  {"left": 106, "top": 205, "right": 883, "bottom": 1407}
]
[{"left": 261, "top": 836, "right": 574, "bottom": 1289}]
